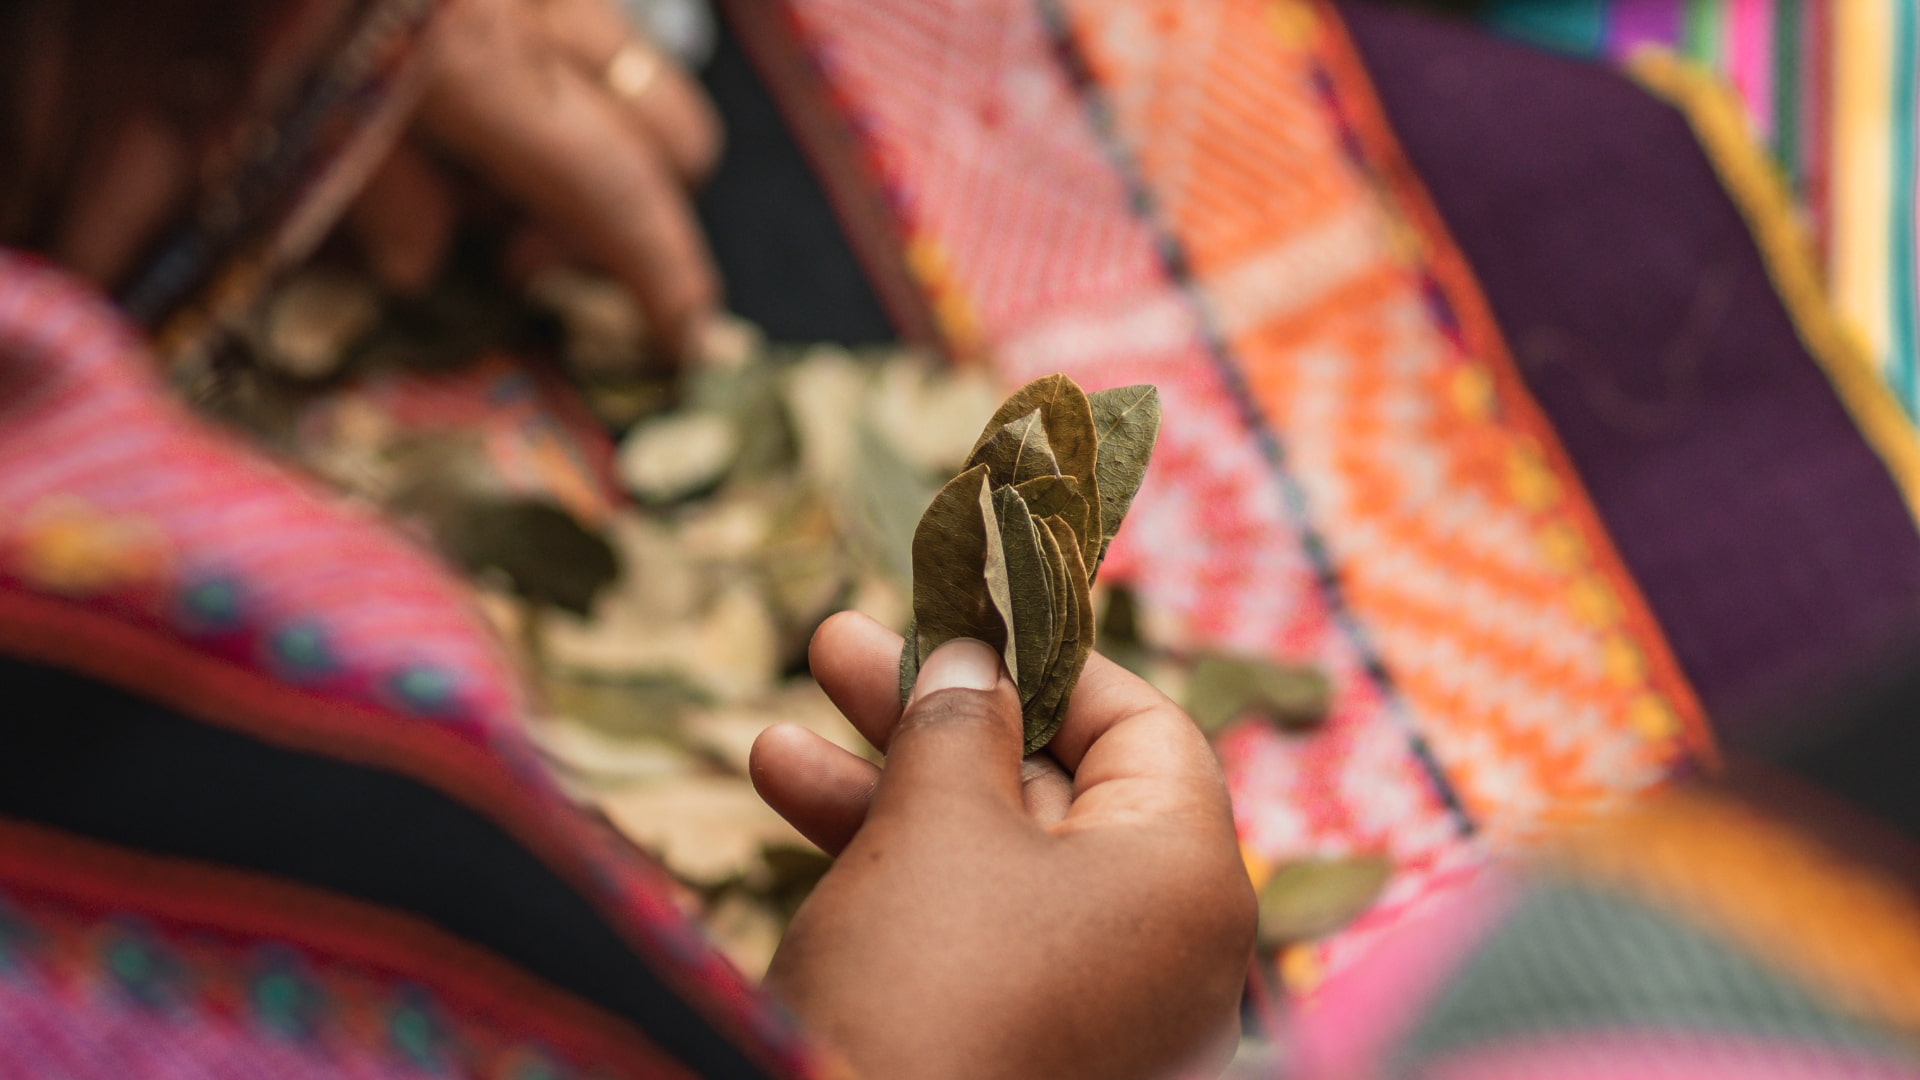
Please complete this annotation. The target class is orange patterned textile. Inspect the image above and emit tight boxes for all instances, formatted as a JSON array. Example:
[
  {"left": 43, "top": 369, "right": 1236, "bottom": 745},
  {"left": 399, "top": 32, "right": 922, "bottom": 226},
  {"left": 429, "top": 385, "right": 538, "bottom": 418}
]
[{"left": 755, "top": 0, "right": 1712, "bottom": 984}]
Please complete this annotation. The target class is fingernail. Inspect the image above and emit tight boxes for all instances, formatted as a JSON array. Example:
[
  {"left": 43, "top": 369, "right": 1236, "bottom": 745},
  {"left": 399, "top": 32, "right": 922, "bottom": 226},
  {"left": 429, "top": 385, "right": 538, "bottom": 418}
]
[{"left": 912, "top": 638, "right": 1003, "bottom": 700}]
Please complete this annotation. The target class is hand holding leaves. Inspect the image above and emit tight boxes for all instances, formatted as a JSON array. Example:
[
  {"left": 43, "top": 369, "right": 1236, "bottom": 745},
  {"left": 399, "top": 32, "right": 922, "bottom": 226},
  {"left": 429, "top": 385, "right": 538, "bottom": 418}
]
[{"left": 899, "top": 375, "right": 1161, "bottom": 752}]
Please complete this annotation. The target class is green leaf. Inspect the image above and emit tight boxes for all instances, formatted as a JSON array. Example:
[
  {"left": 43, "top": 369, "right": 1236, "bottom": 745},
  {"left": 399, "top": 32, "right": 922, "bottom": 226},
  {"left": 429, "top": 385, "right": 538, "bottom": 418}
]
[
  {"left": 1087, "top": 385, "right": 1162, "bottom": 574},
  {"left": 1184, "top": 654, "right": 1332, "bottom": 734},
  {"left": 436, "top": 498, "right": 619, "bottom": 616},
  {"left": 993, "top": 485, "right": 1055, "bottom": 706},
  {"left": 849, "top": 422, "right": 936, "bottom": 585},
  {"left": 904, "top": 465, "right": 1008, "bottom": 685},
  {"left": 1256, "top": 857, "right": 1392, "bottom": 946},
  {"left": 1025, "top": 515, "right": 1093, "bottom": 753}
]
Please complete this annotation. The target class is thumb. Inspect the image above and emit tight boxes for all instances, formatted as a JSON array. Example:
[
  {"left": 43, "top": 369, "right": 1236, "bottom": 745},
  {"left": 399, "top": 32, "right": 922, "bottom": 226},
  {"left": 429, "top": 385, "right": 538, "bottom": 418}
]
[{"left": 867, "top": 638, "right": 1025, "bottom": 823}]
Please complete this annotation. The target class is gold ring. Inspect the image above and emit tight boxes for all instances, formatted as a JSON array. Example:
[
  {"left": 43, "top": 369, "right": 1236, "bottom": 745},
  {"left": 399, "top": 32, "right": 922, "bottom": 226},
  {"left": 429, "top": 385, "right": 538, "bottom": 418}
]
[{"left": 603, "top": 43, "right": 660, "bottom": 103}]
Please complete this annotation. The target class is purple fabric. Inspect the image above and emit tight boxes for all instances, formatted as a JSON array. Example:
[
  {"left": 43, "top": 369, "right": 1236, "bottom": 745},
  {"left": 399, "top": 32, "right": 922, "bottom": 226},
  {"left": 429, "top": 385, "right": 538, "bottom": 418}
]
[
  {"left": 1607, "top": 0, "right": 1683, "bottom": 55},
  {"left": 1336, "top": 1, "right": 1920, "bottom": 736}
]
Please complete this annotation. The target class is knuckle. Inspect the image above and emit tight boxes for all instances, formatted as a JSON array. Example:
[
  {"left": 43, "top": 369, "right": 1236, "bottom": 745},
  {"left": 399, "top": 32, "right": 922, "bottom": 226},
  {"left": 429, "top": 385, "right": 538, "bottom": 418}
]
[{"left": 897, "top": 687, "right": 1012, "bottom": 740}]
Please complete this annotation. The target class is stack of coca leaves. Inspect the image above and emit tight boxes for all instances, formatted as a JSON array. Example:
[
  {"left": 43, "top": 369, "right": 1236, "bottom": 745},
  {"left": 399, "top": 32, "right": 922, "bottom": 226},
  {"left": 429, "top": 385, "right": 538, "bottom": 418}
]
[{"left": 898, "top": 375, "right": 1160, "bottom": 753}]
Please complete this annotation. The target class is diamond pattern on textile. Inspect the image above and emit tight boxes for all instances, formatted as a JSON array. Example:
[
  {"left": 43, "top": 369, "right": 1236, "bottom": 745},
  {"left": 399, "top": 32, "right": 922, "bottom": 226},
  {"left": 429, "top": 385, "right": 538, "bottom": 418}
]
[
  {"left": 800, "top": 0, "right": 1169, "bottom": 340},
  {"left": 1061, "top": 0, "right": 1693, "bottom": 835},
  {"left": 782, "top": 0, "right": 1471, "bottom": 939},
  {"left": 776, "top": 0, "right": 1706, "bottom": 982}
]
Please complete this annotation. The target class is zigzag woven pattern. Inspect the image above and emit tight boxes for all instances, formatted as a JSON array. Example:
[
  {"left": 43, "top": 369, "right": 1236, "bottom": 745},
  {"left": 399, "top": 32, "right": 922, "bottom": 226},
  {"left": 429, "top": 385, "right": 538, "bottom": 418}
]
[
  {"left": 774, "top": 0, "right": 1708, "bottom": 984},
  {"left": 1061, "top": 0, "right": 1701, "bottom": 831}
]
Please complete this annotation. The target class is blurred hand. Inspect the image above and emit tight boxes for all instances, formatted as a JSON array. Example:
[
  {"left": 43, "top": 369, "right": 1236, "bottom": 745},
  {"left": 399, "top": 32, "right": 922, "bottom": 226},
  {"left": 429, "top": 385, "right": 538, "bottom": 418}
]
[
  {"left": 351, "top": 0, "right": 722, "bottom": 357},
  {"left": 751, "top": 612, "right": 1255, "bottom": 1080}
]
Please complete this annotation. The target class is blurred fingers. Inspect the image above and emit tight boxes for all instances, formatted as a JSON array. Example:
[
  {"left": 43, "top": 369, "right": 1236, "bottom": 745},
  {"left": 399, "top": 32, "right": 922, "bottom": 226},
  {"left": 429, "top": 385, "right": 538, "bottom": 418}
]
[
  {"left": 539, "top": 0, "right": 722, "bottom": 182},
  {"left": 52, "top": 109, "right": 192, "bottom": 285},
  {"left": 419, "top": 0, "right": 718, "bottom": 355},
  {"left": 348, "top": 140, "right": 458, "bottom": 294}
]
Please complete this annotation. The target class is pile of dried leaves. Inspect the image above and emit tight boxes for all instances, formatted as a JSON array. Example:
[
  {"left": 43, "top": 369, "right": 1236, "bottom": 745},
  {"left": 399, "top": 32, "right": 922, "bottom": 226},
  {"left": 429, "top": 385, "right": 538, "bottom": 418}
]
[{"left": 212, "top": 260, "right": 1378, "bottom": 985}]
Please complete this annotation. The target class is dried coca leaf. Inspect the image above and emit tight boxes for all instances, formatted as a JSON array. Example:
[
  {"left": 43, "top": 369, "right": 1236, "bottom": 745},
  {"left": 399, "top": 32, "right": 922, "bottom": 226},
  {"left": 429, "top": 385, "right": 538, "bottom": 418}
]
[
  {"left": 526, "top": 267, "right": 647, "bottom": 377},
  {"left": 1014, "top": 474, "right": 1081, "bottom": 519},
  {"left": 428, "top": 497, "right": 618, "bottom": 616},
  {"left": 531, "top": 717, "right": 698, "bottom": 787},
  {"left": 1026, "top": 514, "right": 1092, "bottom": 753},
  {"left": 1185, "top": 654, "right": 1332, "bottom": 734},
  {"left": 901, "top": 374, "right": 1157, "bottom": 752},
  {"left": 541, "top": 579, "right": 783, "bottom": 704},
  {"left": 969, "top": 375, "right": 1099, "bottom": 496},
  {"left": 848, "top": 423, "right": 936, "bottom": 585},
  {"left": 969, "top": 409, "right": 1060, "bottom": 487},
  {"left": 598, "top": 776, "right": 805, "bottom": 887},
  {"left": 993, "top": 486, "right": 1055, "bottom": 706},
  {"left": 1032, "top": 513, "right": 1071, "bottom": 683},
  {"left": 971, "top": 375, "right": 1102, "bottom": 571},
  {"left": 898, "top": 615, "right": 920, "bottom": 705},
  {"left": 1056, "top": 484, "right": 1100, "bottom": 581},
  {"left": 1256, "top": 856, "right": 1392, "bottom": 946},
  {"left": 261, "top": 268, "right": 381, "bottom": 380},
  {"left": 617, "top": 410, "right": 741, "bottom": 503},
  {"left": 978, "top": 475, "right": 1019, "bottom": 684},
  {"left": 868, "top": 357, "right": 999, "bottom": 473},
  {"left": 903, "top": 464, "right": 1008, "bottom": 672},
  {"left": 1087, "top": 385, "right": 1162, "bottom": 573}
]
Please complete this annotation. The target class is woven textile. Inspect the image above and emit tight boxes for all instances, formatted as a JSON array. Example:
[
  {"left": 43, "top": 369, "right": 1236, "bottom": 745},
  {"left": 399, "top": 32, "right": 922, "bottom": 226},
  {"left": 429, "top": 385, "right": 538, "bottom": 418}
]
[
  {"left": 1341, "top": 1, "right": 1920, "bottom": 737},
  {"left": 1281, "top": 787, "right": 1920, "bottom": 1079},
  {"left": 742, "top": 0, "right": 1920, "bottom": 992},
  {"left": 0, "top": 251, "right": 824, "bottom": 1078},
  {"left": 751, "top": 0, "right": 1733, "bottom": 985}
]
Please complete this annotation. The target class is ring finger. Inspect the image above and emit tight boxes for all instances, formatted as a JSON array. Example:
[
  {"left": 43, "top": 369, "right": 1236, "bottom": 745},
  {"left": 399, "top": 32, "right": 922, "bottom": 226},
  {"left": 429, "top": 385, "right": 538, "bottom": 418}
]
[{"left": 538, "top": 0, "right": 722, "bottom": 182}]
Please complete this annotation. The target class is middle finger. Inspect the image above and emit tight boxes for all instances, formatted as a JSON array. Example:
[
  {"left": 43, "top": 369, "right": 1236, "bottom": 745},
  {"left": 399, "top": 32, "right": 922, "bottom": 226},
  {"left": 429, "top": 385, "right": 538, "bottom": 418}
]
[{"left": 537, "top": 0, "right": 722, "bottom": 182}]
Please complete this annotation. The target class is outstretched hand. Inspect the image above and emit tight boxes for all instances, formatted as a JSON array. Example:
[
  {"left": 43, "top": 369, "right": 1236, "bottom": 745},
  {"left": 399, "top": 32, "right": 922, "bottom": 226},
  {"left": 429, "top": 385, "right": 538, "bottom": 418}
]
[{"left": 751, "top": 612, "right": 1255, "bottom": 1080}]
